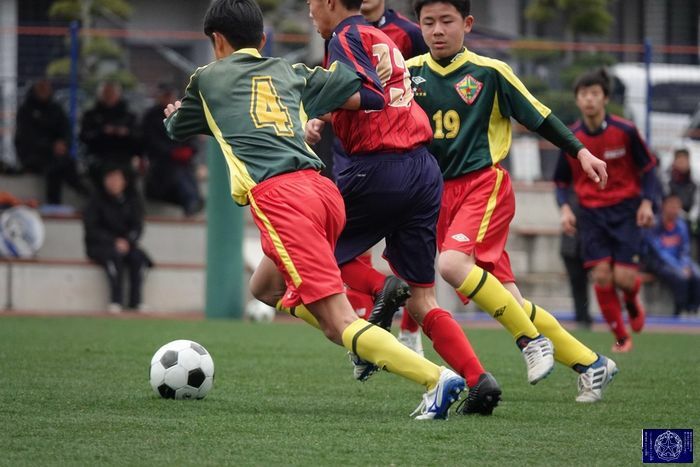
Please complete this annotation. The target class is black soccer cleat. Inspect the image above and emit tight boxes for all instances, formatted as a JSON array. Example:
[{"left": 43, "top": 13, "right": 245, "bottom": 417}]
[
  {"left": 367, "top": 275, "right": 411, "bottom": 331},
  {"left": 456, "top": 372, "right": 502, "bottom": 416}
]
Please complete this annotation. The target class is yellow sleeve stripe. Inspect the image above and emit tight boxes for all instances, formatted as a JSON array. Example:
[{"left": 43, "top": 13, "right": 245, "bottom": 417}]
[
  {"left": 248, "top": 193, "right": 303, "bottom": 287},
  {"left": 405, "top": 54, "right": 428, "bottom": 69},
  {"left": 476, "top": 167, "right": 504, "bottom": 242},
  {"left": 467, "top": 51, "right": 551, "bottom": 118},
  {"left": 200, "top": 92, "right": 256, "bottom": 206}
]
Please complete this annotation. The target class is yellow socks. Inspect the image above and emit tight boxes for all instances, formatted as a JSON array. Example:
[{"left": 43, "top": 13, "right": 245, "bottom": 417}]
[
  {"left": 457, "top": 266, "right": 539, "bottom": 340},
  {"left": 522, "top": 299, "right": 597, "bottom": 368},
  {"left": 275, "top": 301, "right": 320, "bottom": 329},
  {"left": 341, "top": 319, "right": 441, "bottom": 389}
]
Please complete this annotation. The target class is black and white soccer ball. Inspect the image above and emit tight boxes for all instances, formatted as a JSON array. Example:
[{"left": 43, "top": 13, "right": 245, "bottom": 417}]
[{"left": 149, "top": 340, "right": 214, "bottom": 400}]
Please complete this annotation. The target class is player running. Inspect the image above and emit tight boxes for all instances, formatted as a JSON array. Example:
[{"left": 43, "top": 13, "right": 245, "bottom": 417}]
[
  {"left": 402, "top": 0, "right": 618, "bottom": 402},
  {"left": 165, "top": 0, "right": 465, "bottom": 419},
  {"left": 554, "top": 68, "right": 656, "bottom": 353}
]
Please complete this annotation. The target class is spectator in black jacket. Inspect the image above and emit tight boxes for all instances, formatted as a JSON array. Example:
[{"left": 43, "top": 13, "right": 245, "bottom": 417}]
[
  {"left": 80, "top": 81, "right": 139, "bottom": 186},
  {"left": 142, "top": 84, "right": 203, "bottom": 216},
  {"left": 14, "top": 79, "right": 89, "bottom": 204},
  {"left": 83, "top": 165, "right": 152, "bottom": 312}
]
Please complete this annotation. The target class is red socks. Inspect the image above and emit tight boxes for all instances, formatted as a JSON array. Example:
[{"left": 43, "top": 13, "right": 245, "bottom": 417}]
[
  {"left": 422, "top": 308, "right": 484, "bottom": 387},
  {"left": 594, "top": 283, "right": 629, "bottom": 341},
  {"left": 622, "top": 276, "right": 641, "bottom": 302},
  {"left": 345, "top": 288, "right": 374, "bottom": 319},
  {"left": 340, "top": 257, "right": 386, "bottom": 297},
  {"left": 400, "top": 309, "right": 420, "bottom": 332}
]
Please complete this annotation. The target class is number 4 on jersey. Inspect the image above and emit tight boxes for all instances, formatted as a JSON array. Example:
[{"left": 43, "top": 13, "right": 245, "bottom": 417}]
[{"left": 250, "top": 76, "right": 294, "bottom": 136}]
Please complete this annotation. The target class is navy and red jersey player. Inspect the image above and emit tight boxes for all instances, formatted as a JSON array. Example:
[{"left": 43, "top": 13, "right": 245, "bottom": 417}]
[
  {"left": 554, "top": 68, "right": 657, "bottom": 353},
  {"left": 306, "top": 0, "right": 498, "bottom": 402},
  {"left": 314, "top": 4, "right": 430, "bottom": 350}
]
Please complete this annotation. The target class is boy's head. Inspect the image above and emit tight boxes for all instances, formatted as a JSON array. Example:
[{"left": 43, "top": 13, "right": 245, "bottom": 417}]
[
  {"left": 413, "top": 0, "right": 472, "bottom": 59},
  {"left": 360, "top": 0, "right": 385, "bottom": 22},
  {"left": 102, "top": 167, "right": 126, "bottom": 197},
  {"left": 661, "top": 194, "right": 682, "bottom": 221},
  {"left": 204, "top": 0, "right": 265, "bottom": 58},
  {"left": 308, "top": 0, "right": 363, "bottom": 39},
  {"left": 672, "top": 148, "right": 691, "bottom": 173},
  {"left": 574, "top": 68, "right": 611, "bottom": 119}
]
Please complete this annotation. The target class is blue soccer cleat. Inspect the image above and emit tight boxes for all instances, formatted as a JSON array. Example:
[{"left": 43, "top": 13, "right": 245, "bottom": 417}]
[{"left": 410, "top": 368, "right": 466, "bottom": 420}]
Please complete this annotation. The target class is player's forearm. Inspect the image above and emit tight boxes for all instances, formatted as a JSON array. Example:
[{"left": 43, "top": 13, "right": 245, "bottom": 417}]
[
  {"left": 640, "top": 168, "right": 657, "bottom": 201},
  {"left": 555, "top": 183, "right": 572, "bottom": 208},
  {"left": 536, "top": 114, "right": 585, "bottom": 157}
]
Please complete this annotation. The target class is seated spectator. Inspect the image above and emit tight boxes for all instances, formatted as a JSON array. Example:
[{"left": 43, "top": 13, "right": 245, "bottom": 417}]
[
  {"left": 142, "top": 84, "right": 203, "bottom": 216},
  {"left": 666, "top": 148, "right": 698, "bottom": 221},
  {"left": 14, "top": 79, "right": 89, "bottom": 204},
  {"left": 83, "top": 166, "right": 152, "bottom": 313},
  {"left": 80, "top": 81, "right": 139, "bottom": 187},
  {"left": 643, "top": 194, "right": 700, "bottom": 316}
]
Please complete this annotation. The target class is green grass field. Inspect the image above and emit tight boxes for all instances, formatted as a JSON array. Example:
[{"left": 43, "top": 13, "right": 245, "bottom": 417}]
[{"left": 0, "top": 316, "right": 697, "bottom": 466}]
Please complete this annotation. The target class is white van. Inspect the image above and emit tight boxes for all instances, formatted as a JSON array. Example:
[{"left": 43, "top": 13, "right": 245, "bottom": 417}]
[{"left": 610, "top": 63, "right": 700, "bottom": 154}]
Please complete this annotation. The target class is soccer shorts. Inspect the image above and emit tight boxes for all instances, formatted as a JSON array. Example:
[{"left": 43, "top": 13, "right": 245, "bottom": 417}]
[
  {"left": 334, "top": 146, "right": 443, "bottom": 287},
  {"left": 437, "top": 165, "right": 516, "bottom": 284},
  {"left": 578, "top": 197, "right": 642, "bottom": 269},
  {"left": 248, "top": 169, "right": 346, "bottom": 307}
]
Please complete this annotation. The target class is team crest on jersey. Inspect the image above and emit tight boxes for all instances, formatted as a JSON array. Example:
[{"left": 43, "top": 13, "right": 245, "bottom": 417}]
[{"left": 455, "top": 74, "right": 483, "bottom": 105}]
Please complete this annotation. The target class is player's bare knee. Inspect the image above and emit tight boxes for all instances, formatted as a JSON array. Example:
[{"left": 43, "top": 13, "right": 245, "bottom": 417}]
[{"left": 438, "top": 250, "right": 474, "bottom": 287}]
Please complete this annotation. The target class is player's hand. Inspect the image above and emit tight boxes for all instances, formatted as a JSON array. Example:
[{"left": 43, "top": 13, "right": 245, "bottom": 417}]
[
  {"left": 636, "top": 199, "right": 654, "bottom": 227},
  {"left": 577, "top": 149, "right": 607, "bottom": 189},
  {"left": 164, "top": 101, "right": 182, "bottom": 118},
  {"left": 304, "top": 119, "right": 324, "bottom": 145},
  {"left": 560, "top": 204, "right": 577, "bottom": 236}
]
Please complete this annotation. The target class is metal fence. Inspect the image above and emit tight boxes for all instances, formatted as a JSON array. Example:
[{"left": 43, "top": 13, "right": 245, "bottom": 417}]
[{"left": 1, "top": 23, "right": 699, "bottom": 181}]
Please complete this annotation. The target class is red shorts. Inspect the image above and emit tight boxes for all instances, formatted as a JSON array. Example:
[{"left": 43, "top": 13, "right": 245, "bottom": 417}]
[
  {"left": 248, "top": 170, "right": 346, "bottom": 307},
  {"left": 437, "top": 165, "right": 516, "bottom": 284}
]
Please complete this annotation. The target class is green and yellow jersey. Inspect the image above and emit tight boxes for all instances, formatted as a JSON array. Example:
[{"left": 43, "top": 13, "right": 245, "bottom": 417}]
[
  {"left": 165, "top": 48, "right": 360, "bottom": 205},
  {"left": 406, "top": 47, "right": 551, "bottom": 180}
]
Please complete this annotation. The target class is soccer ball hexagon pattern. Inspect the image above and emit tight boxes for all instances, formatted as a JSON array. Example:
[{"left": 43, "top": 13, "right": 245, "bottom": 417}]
[{"left": 149, "top": 340, "right": 214, "bottom": 400}]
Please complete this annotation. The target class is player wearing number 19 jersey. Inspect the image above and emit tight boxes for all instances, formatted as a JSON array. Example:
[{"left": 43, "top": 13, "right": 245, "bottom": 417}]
[
  {"left": 305, "top": 0, "right": 501, "bottom": 414},
  {"left": 407, "top": 0, "right": 618, "bottom": 402}
]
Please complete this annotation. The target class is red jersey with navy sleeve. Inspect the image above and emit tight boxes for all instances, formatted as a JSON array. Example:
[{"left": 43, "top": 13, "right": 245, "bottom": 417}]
[
  {"left": 370, "top": 9, "right": 428, "bottom": 59},
  {"left": 554, "top": 114, "right": 656, "bottom": 209},
  {"left": 326, "top": 15, "right": 432, "bottom": 155}
]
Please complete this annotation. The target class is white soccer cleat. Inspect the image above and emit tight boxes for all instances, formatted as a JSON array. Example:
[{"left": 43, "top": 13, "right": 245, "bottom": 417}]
[
  {"left": 410, "top": 367, "right": 466, "bottom": 420},
  {"left": 522, "top": 336, "right": 555, "bottom": 384},
  {"left": 398, "top": 329, "right": 424, "bottom": 357},
  {"left": 576, "top": 355, "right": 619, "bottom": 403}
]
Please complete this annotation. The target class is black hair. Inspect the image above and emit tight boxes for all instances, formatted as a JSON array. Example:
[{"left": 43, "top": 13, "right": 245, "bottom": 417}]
[
  {"left": 674, "top": 148, "right": 690, "bottom": 158},
  {"left": 414, "top": 0, "right": 470, "bottom": 19},
  {"left": 573, "top": 68, "right": 611, "bottom": 97},
  {"left": 204, "top": 0, "right": 264, "bottom": 50},
  {"left": 338, "top": 0, "right": 363, "bottom": 10}
]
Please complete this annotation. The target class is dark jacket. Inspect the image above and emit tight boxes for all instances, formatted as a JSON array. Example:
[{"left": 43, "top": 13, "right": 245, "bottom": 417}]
[
  {"left": 80, "top": 100, "right": 138, "bottom": 169},
  {"left": 14, "top": 91, "right": 70, "bottom": 172},
  {"left": 83, "top": 186, "right": 146, "bottom": 261}
]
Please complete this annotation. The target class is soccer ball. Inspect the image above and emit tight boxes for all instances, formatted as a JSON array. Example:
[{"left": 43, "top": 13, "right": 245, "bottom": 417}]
[
  {"left": 0, "top": 206, "right": 45, "bottom": 258},
  {"left": 245, "top": 299, "right": 276, "bottom": 322},
  {"left": 149, "top": 340, "right": 214, "bottom": 399}
]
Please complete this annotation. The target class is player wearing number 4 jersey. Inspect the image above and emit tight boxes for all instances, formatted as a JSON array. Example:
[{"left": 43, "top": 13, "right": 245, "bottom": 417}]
[
  {"left": 165, "top": 0, "right": 467, "bottom": 420},
  {"left": 404, "top": 0, "right": 618, "bottom": 402}
]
